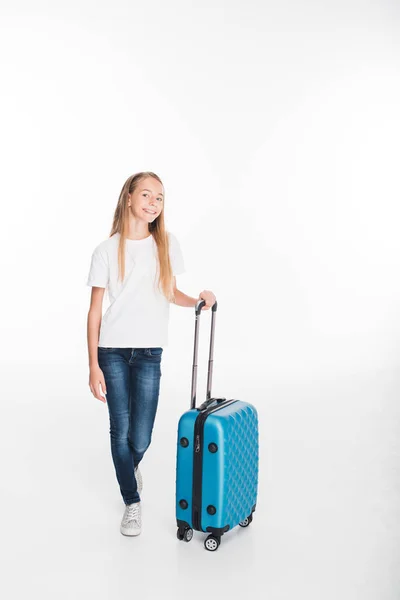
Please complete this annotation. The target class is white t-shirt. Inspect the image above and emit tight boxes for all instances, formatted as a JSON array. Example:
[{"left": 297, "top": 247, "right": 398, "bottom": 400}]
[{"left": 86, "top": 231, "right": 185, "bottom": 348}]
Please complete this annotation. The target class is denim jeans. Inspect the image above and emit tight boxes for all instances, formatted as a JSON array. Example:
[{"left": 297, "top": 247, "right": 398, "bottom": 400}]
[{"left": 97, "top": 347, "right": 163, "bottom": 505}]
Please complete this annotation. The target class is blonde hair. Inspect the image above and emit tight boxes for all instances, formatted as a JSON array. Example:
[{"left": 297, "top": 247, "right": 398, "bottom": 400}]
[{"left": 109, "top": 171, "right": 175, "bottom": 302}]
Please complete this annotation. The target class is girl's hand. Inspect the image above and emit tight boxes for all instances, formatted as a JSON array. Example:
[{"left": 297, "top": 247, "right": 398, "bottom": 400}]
[
  {"left": 89, "top": 365, "right": 107, "bottom": 403},
  {"left": 198, "top": 290, "right": 216, "bottom": 310}
]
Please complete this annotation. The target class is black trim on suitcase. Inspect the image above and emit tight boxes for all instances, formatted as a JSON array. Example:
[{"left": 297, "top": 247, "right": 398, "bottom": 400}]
[
  {"left": 206, "top": 525, "right": 230, "bottom": 535},
  {"left": 192, "top": 398, "right": 239, "bottom": 531}
]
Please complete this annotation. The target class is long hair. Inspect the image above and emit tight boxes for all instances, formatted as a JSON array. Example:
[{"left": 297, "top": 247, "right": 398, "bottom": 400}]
[{"left": 109, "top": 171, "right": 175, "bottom": 302}]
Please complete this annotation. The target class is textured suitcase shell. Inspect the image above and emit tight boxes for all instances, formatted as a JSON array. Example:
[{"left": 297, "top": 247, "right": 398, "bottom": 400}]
[{"left": 176, "top": 399, "right": 259, "bottom": 532}]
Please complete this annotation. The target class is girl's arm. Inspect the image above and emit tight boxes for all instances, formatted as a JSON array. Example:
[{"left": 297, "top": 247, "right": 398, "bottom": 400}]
[
  {"left": 87, "top": 287, "right": 108, "bottom": 403},
  {"left": 87, "top": 287, "right": 105, "bottom": 367},
  {"left": 173, "top": 288, "right": 198, "bottom": 308},
  {"left": 172, "top": 277, "right": 216, "bottom": 310}
]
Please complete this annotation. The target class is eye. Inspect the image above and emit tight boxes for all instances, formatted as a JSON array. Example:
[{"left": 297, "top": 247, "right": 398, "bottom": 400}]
[{"left": 157, "top": 198, "right": 163, "bottom": 202}]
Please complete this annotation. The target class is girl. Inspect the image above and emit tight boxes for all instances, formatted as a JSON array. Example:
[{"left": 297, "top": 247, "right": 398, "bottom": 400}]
[{"left": 86, "top": 171, "right": 216, "bottom": 537}]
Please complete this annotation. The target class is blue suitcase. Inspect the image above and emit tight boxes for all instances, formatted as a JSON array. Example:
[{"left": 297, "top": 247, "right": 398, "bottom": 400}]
[{"left": 175, "top": 299, "right": 259, "bottom": 551}]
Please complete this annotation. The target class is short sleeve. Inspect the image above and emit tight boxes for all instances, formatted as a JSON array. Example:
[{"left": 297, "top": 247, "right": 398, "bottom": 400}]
[
  {"left": 86, "top": 247, "right": 109, "bottom": 288},
  {"left": 169, "top": 232, "right": 185, "bottom": 276}
]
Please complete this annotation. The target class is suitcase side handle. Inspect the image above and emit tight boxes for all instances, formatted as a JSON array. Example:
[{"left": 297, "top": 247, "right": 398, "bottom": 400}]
[
  {"left": 190, "top": 298, "right": 218, "bottom": 409},
  {"left": 197, "top": 397, "right": 226, "bottom": 412}
]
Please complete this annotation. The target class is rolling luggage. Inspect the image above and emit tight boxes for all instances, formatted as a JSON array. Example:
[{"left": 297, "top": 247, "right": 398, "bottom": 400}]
[{"left": 175, "top": 299, "right": 259, "bottom": 551}]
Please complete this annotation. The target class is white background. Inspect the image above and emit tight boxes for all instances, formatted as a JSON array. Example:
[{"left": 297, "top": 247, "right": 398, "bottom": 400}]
[{"left": 1, "top": 1, "right": 400, "bottom": 598}]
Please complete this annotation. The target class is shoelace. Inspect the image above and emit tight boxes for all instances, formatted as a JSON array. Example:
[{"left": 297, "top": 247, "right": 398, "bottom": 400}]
[{"left": 123, "top": 503, "right": 141, "bottom": 525}]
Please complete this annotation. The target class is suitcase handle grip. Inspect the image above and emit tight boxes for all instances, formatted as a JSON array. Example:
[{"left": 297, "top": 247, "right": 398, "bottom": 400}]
[
  {"left": 191, "top": 298, "right": 218, "bottom": 409},
  {"left": 195, "top": 299, "right": 218, "bottom": 315}
]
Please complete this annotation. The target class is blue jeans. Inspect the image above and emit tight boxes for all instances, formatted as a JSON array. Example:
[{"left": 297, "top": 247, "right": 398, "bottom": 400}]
[{"left": 97, "top": 347, "right": 163, "bottom": 505}]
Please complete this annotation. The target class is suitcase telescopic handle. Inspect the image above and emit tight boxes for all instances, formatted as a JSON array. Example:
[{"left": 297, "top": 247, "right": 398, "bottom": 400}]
[{"left": 190, "top": 299, "right": 219, "bottom": 410}]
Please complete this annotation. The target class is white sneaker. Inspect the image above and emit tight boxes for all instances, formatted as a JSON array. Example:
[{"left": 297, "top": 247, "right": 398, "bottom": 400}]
[
  {"left": 120, "top": 501, "right": 142, "bottom": 536},
  {"left": 134, "top": 465, "right": 143, "bottom": 495}
]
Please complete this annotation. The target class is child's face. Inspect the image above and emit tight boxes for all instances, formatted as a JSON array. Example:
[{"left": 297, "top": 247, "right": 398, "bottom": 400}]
[{"left": 128, "top": 177, "right": 164, "bottom": 222}]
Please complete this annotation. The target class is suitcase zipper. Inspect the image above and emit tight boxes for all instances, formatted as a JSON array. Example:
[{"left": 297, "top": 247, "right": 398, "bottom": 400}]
[{"left": 192, "top": 399, "right": 238, "bottom": 531}]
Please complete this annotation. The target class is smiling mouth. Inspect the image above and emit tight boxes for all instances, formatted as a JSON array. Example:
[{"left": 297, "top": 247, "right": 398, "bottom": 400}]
[{"left": 143, "top": 209, "right": 157, "bottom": 215}]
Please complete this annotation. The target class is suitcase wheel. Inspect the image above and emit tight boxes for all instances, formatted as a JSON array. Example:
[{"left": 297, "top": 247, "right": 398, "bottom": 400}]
[
  {"left": 239, "top": 514, "right": 253, "bottom": 528},
  {"left": 204, "top": 535, "right": 220, "bottom": 551},
  {"left": 177, "top": 527, "right": 193, "bottom": 542}
]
